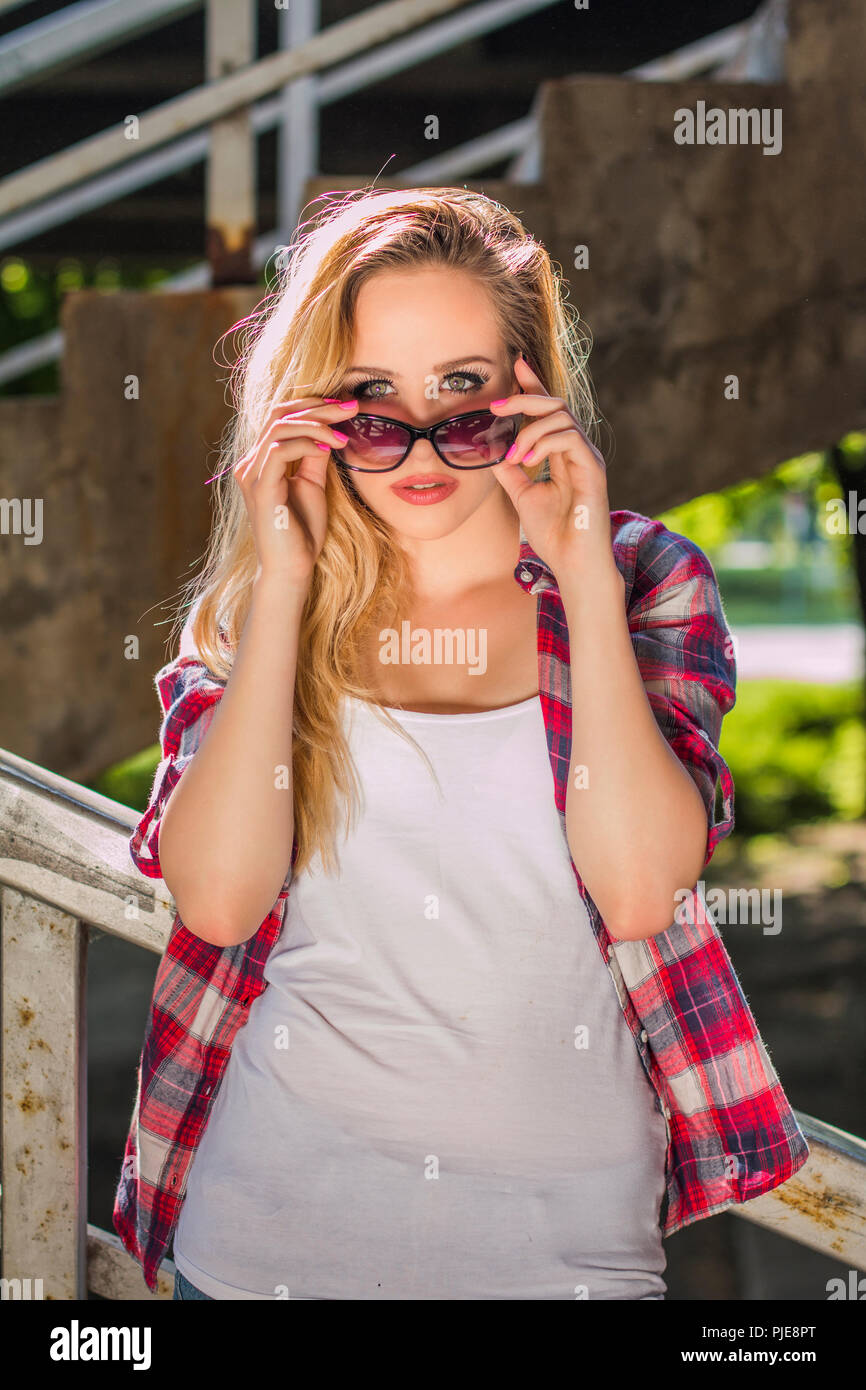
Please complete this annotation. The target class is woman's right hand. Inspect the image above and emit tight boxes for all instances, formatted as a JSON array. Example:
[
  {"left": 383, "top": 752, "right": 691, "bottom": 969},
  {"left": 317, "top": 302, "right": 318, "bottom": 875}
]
[{"left": 234, "top": 396, "right": 359, "bottom": 591}]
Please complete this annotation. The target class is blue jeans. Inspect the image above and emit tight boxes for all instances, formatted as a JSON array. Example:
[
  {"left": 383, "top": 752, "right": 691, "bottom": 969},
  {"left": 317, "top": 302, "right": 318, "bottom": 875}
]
[
  {"left": 173, "top": 1269, "right": 214, "bottom": 1300},
  {"left": 173, "top": 1266, "right": 323, "bottom": 1299}
]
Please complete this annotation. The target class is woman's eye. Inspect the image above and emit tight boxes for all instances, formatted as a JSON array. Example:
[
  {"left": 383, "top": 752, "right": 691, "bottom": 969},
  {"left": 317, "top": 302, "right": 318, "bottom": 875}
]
[
  {"left": 443, "top": 372, "right": 483, "bottom": 392},
  {"left": 355, "top": 378, "right": 394, "bottom": 399},
  {"left": 352, "top": 370, "right": 487, "bottom": 399}
]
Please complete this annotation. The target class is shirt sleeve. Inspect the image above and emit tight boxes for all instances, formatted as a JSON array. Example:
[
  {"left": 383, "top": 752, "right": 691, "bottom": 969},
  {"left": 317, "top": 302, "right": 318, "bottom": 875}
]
[
  {"left": 129, "top": 604, "right": 294, "bottom": 901},
  {"left": 623, "top": 516, "right": 736, "bottom": 866},
  {"left": 128, "top": 650, "right": 227, "bottom": 882}
]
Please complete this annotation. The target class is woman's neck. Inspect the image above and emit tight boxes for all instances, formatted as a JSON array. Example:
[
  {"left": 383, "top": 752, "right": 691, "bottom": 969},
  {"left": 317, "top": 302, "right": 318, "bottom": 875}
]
[{"left": 396, "top": 488, "right": 522, "bottom": 604}]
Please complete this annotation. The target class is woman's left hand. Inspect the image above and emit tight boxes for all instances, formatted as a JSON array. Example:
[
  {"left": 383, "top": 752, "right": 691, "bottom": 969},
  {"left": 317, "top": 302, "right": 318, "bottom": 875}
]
[{"left": 490, "top": 355, "right": 617, "bottom": 585}]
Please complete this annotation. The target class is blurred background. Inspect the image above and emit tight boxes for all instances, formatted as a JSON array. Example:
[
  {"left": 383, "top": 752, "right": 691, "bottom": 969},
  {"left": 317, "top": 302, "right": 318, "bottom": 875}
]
[{"left": 1, "top": 0, "right": 864, "bottom": 1300}]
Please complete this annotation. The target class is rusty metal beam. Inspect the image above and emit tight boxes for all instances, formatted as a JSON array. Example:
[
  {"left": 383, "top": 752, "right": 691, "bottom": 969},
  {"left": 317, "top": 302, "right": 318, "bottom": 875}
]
[
  {"left": 729, "top": 1114, "right": 866, "bottom": 1271},
  {"left": 0, "top": 887, "right": 87, "bottom": 1299},
  {"left": 205, "top": 0, "right": 256, "bottom": 286}
]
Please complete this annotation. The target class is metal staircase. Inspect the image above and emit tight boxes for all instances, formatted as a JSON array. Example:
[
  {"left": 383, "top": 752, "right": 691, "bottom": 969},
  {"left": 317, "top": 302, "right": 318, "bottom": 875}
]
[{"left": 0, "top": 0, "right": 783, "bottom": 385}]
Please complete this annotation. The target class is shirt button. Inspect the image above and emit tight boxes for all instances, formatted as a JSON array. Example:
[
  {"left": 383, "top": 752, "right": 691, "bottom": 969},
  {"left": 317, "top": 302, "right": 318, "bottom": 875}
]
[
  {"left": 519, "top": 568, "right": 533, "bottom": 581},
  {"left": 663, "top": 1105, "right": 671, "bottom": 1119},
  {"left": 640, "top": 1029, "right": 648, "bottom": 1043}
]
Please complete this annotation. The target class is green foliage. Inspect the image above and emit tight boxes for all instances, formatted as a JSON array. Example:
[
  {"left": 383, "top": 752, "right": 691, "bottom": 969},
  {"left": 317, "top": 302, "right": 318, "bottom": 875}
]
[
  {"left": 654, "top": 440, "right": 866, "bottom": 832},
  {"left": 88, "top": 744, "right": 160, "bottom": 812},
  {"left": 712, "top": 565, "right": 857, "bottom": 625},
  {"left": 719, "top": 680, "right": 866, "bottom": 835},
  {"left": 656, "top": 434, "right": 866, "bottom": 581}
]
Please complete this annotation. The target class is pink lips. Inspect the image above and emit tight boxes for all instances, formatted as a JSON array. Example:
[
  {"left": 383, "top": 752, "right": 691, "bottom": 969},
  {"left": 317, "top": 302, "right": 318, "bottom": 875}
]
[{"left": 389, "top": 473, "right": 458, "bottom": 506}]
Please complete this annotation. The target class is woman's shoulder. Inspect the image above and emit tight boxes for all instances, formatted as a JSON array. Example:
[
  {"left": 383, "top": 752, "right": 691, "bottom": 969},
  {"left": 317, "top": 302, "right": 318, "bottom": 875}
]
[
  {"left": 608, "top": 509, "right": 735, "bottom": 709},
  {"left": 151, "top": 595, "right": 228, "bottom": 711},
  {"left": 177, "top": 593, "right": 205, "bottom": 660},
  {"left": 175, "top": 593, "right": 233, "bottom": 661},
  {"left": 608, "top": 508, "right": 720, "bottom": 601}
]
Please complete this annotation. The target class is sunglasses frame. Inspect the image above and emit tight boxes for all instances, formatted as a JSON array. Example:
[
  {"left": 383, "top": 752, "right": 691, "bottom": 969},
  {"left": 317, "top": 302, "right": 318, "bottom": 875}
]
[{"left": 331, "top": 406, "right": 521, "bottom": 473}]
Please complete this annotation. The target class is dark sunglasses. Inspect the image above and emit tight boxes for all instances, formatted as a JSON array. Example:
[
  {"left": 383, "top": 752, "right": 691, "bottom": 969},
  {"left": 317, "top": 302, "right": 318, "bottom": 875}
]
[{"left": 332, "top": 407, "right": 520, "bottom": 472}]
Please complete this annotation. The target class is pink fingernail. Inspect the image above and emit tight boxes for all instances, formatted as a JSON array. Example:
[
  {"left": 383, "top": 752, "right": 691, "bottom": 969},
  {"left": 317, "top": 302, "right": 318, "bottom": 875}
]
[
  {"left": 332, "top": 430, "right": 348, "bottom": 443},
  {"left": 524, "top": 450, "right": 535, "bottom": 461},
  {"left": 505, "top": 443, "right": 517, "bottom": 459},
  {"left": 491, "top": 398, "right": 508, "bottom": 407},
  {"left": 338, "top": 400, "right": 357, "bottom": 409},
  {"left": 315, "top": 441, "right": 330, "bottom": 451}
]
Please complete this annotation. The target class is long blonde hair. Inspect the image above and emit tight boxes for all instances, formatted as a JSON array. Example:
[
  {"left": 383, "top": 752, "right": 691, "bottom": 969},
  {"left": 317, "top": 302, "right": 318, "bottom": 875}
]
[{"left": 173, "top": 186, "right": 599, "bottom": 876}]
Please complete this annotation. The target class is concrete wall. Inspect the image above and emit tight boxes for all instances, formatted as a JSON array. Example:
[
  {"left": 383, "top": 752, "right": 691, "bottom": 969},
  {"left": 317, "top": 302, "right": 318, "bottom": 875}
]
[
  {"left": 0, "top": 290, "right": 259, "bottom": 780},
  {"left": 306, "top": 0, "right": 866, "bottom": 514},
  {"left": 1, "top": 0, "right": 864, "bottom": 778}
]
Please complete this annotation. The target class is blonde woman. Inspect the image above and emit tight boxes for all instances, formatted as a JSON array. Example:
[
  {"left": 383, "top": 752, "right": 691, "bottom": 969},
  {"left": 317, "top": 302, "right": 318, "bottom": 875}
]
[{"left": 114, "top": 187, "right": 808, "bottom": 1301}]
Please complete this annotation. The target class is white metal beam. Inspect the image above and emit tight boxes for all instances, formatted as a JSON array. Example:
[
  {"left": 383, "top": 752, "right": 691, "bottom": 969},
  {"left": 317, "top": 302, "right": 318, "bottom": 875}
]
[
  {"left": 0, "top": 11, "right": 772, "bottom": 384},
  {"left": 0, "top": 0, "right": 476, "bottom": 218},
  {"left": 0, "top": 0, "right": 201, "bottom": 95},
  {"left": 0, "top": 0, "right": 562, "bottom": 253},
  {"left": 278, "top": 0, "right": 320, "bottom": 253},
  {"left": 204, "top": 0, "right": 256, "bottom": 282}
]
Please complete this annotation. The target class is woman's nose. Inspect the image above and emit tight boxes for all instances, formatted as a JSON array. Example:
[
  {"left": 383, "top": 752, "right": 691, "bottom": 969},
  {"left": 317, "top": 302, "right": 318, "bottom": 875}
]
[{"left": 397, "top": 435, "right": 438, "bottom": 466}]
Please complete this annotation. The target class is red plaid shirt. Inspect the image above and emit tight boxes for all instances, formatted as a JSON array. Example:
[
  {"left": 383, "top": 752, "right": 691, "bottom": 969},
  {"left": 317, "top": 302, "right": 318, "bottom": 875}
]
[{"left": 114, "top": 509, "right": 809, "bottom": 1293}]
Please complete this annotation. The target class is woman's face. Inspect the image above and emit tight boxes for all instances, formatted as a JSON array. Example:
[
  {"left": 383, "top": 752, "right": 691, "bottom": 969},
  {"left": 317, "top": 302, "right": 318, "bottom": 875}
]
[{"left": 334, "top": 266, "right": 519, "bottom": 540}]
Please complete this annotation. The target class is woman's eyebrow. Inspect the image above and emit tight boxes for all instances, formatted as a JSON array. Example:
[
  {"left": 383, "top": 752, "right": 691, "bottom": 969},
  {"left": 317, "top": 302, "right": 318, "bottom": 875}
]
[{"left": 344, "top": 355, "right": 497, "bottom": 375}]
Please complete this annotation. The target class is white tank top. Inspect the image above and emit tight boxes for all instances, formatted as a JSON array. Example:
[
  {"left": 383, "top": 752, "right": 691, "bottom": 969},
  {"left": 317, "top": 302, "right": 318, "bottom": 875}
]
[{"left": 174, "top": 694, "right": 668, "bottom": 1299}]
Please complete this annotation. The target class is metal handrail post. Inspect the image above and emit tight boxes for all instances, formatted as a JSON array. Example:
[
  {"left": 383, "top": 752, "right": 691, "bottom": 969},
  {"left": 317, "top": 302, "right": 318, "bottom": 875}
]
[
  {"left": 278, "top": 0, "right": 320, "bottom": 247},
  {"left": 0, "top": 0, "right": 475, "bottom": 218},
  {"left": 204, "top": 0, "right": 257, "bottom": 284}
]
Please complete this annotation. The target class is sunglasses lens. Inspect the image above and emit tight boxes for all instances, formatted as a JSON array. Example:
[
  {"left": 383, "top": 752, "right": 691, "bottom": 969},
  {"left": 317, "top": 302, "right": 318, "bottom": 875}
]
[
  {"left": 434, "top": 411, "right": 516, "bottom": 467},
  {"left": 334, "top": 416, "right": 410, "bottom": 470}
]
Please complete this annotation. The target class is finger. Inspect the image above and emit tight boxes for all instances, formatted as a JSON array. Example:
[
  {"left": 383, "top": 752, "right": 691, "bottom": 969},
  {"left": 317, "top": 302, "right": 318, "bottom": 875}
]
[
  {"left": 265, "top": 397, "right": 327, "bottom": 419},
  {"left": 503, "top": 410, "right": 575, "bottom": 459},
  {"left": 512, "top": 353, "right": 551, "bottom": 396},
  {"left": 236, "top": 433, "right": 338, "bottom": 488},
  {"left": 490, "top": 392, "right": 562, "bottom": 417},
  {"left": 535, "top": 430, "right": 604, "bottom": 469},
  {"left": 267, "top": 396, "right": 354, "bottom": 411},
  {"left": 271, "top": 399, "right": 359, "bottom": 417},
  {"left": 508, "top": 423, "right": 604, "bottom": 471},
  {"left": 489, "top": 457, "right": 538, "bottom": 508},
  {"left": 545, "top": 448, "right": 575, "bottom": 491},
  {"left": 265, "top": 398, "right": 359, "bottom": 428},
  {"left": 235, "top": 447, "right": 293, "bottom": 490},
  {"left": 290, "top": 450, "right": 331, "bottom": 489},
  {"left": 272, "top": 417, "right": 351, "bottom": 448},
  {"left": 236, "top": 420, "right": 349, "bottom": 486}
]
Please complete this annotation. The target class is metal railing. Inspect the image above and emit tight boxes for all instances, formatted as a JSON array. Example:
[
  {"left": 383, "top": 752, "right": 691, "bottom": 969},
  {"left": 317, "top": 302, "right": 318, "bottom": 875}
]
[
  {"left": 0, "top": 748, "right": 176, "bottom": 1299},
  {"left": 0, "top": 0, "right": 784, "bottom": 384},
  {"left": 1, "top": 745, "right": 864, "bottom": 1298},
  {"left": 0, "top": 0, "right": 202, "bottom": 95},
  {"left": 0, "top": 0, "right": 566, "bottom": 255},
  {"left": 0, "top": 0, "right": 526, "bottom": 220}
]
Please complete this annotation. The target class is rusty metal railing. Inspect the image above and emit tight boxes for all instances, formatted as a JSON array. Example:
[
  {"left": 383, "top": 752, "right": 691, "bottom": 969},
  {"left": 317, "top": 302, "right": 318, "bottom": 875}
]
[{"left": 1, "top": 744, "right": 865, "bottom": 1298}]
